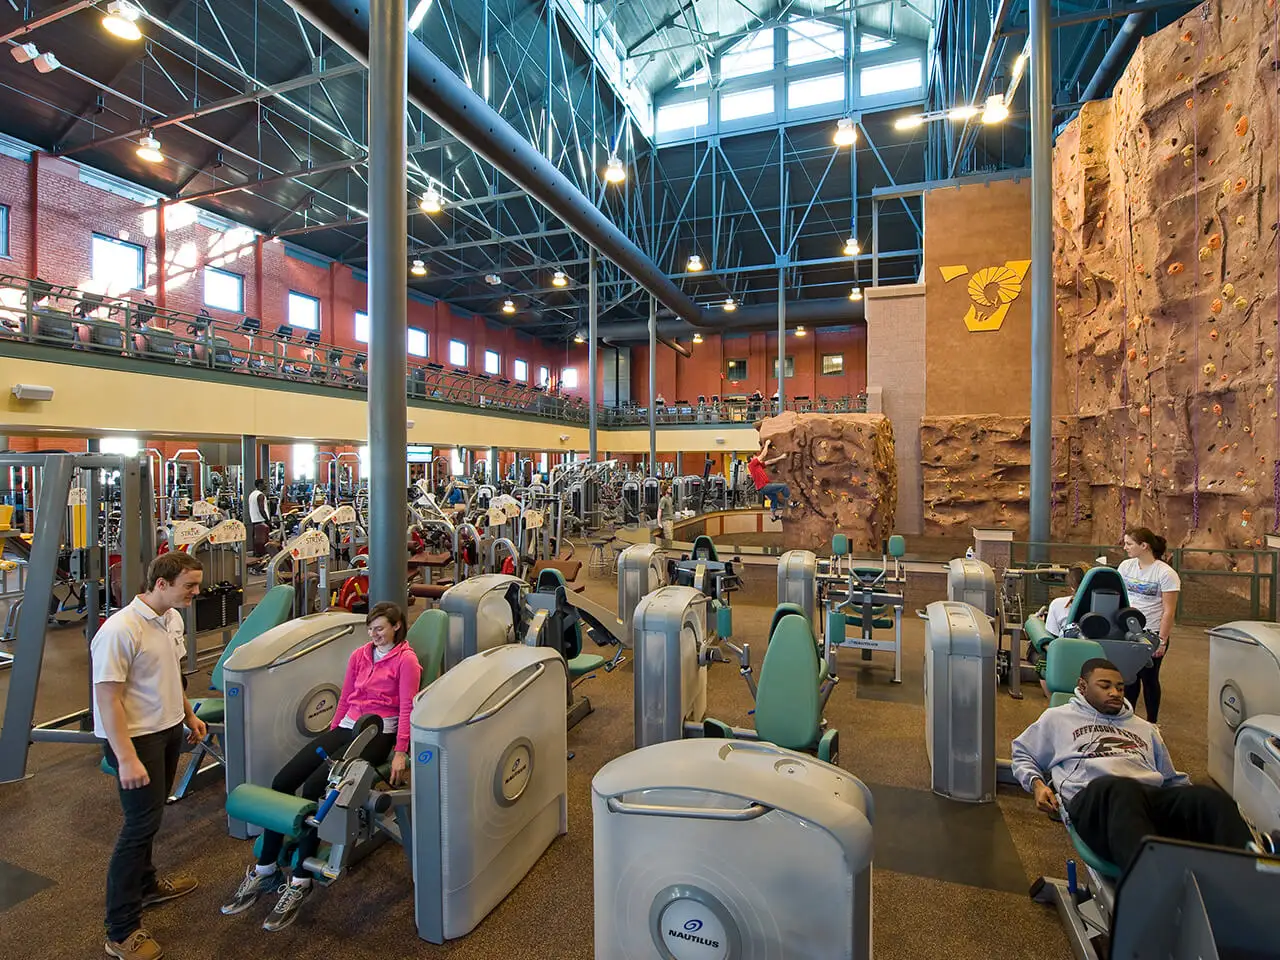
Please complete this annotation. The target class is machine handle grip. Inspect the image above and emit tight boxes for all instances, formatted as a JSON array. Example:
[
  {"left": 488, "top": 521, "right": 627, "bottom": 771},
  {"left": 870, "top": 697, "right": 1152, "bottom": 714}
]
[
  {"left": 606, "top": 797, "right": 771, "bottom": 821},
  {"left": 466, "top": 662, "right": 546, "bottom": 724},
  {"left": 315, "top": 787, "right": 340, "bottom": 823},
  {"left": 1265, "top": 736, "right": 1280, "bottom": 764}
]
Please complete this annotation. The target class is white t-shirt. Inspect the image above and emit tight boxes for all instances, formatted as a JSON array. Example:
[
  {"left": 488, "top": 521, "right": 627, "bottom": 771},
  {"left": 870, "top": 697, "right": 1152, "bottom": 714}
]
[
  {"left": 248, "top": 489, "right": 270, "bottom": 524},
  {"left": 1044, "top": 595, "right": 1073, "bottom": 635},
  {"left": 1117, "top": 558, "right": 1181, "bottom": 631},
  {"left": 91, "top": 596, "right": 188, "bottom": 739}
]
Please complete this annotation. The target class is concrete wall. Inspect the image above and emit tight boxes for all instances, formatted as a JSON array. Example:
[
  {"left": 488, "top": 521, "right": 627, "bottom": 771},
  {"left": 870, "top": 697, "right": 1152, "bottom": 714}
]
[{"left": 864, "top": 283, "right": 925, "bottom": 534}]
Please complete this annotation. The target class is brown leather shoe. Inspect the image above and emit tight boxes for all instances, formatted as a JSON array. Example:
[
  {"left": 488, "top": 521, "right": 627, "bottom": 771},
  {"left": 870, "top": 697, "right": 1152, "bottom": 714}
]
[
  {"left": 105, "top": 929, "right": 163, "bottom": 960},
  {"left": 141, "top": 874, "right": 198, "bottom": 908}
]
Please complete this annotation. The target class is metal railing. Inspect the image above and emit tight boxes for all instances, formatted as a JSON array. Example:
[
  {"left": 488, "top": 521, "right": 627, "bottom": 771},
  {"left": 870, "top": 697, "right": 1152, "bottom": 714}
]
[{"left": 0, "top": 273, "right": 864, "bottom": 428}]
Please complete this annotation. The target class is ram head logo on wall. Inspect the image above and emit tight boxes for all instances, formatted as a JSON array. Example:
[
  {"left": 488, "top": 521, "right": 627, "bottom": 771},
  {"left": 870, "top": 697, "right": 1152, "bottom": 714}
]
[{"left": 939, "top": 260, "right": 1032, "bottom": 332}]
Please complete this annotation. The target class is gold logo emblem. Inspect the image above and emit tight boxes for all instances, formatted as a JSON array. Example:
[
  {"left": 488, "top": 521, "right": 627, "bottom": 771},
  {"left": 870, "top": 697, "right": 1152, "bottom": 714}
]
[{"left": 939, "top": 260, "right": 1032, "bottom": 332}]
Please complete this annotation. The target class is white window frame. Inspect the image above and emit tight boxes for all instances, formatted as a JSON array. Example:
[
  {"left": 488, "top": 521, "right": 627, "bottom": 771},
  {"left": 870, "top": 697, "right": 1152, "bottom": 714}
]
[
  {"left": 292, "top": 443, "right": 317, "bottom": 480},
  {"left": 787, "top": 20, "right": 844, "bottom": 67},
  {"left": 354, "top": 311, "right": 370, "bottom": 343},
  {"left": 656, "top": 98, "right": 709, "bottom": 133},
  {"left": 203, "top": 265, "right": 244, "bottom": 312},
  {"left": 513, "top": 358, "right": 529, "bottom": 382},
  {"left": 91, "top": 234, "right": 144, "bottom": 291},
  {"left": 720, "top": 29, "right": 775, "bottom": 80},
  {"left": 720, "top": 85, "right": 775, "bottom": 122},
  {"left": 538, "top": 365, "right": 550, "bottom": 387},
  {"left": 787, "top": 73, "right": 845, "bottom": 110},
  {"left": 448, "top": 338, "right": 467, "bottom": 366},
  {"left": 483, "top": 349, "right": 501, "bottom": 375},
  {"left": 821, "top": 353, "right": 845, "bottom": 376},
  {"left": 859, "top": 58, "right": 922, "bottom": 97},
  {"left": 287, "top": 291, "right": 320, "bottom": 331},
  {"left": 561, "top": 367, "right": 579, "bottom": 389},
  {"left": 408, "top": 328, "right": 428, "bottom": 357}
]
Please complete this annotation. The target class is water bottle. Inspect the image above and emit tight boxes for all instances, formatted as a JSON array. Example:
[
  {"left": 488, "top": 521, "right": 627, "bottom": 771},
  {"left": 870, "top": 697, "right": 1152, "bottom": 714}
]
[{"left": 965, "top": 547, "right": 975, "bottom": 560}]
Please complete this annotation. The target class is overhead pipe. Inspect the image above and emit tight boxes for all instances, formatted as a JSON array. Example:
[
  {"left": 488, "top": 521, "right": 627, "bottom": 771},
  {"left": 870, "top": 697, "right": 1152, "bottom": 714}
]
[
  {"left": 1079, "top": 10, "right": 1153, "bottom": 103},
  {"left": 596, "top": 295, "right": 864, "bottom": 342},
  {"left": 285, "top": 0, "right": 709, "bottom": 326}
]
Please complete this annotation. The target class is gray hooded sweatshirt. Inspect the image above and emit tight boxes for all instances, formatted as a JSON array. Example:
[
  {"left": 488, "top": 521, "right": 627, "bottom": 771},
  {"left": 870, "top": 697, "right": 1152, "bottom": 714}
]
[{"left": 1010, "top": 693, "right": 1190, "bottom": 807}]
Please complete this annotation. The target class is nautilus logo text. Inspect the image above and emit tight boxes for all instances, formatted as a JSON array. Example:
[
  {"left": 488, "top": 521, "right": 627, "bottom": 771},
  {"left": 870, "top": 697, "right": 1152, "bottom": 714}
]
[{"left": 667, "top": 921, "right": 720, "bottom": 949}]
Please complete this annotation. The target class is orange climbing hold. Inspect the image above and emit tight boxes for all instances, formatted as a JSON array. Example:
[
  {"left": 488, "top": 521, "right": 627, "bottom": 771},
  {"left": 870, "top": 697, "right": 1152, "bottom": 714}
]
[
  {"left": 1235, "top": 116, "right": 1249, "bottom": 136},
  {"left": 1127, "top": 348, "right": 1138, "bottom": 361},
  {"left": 1235, "top": 178, "right": 1247, "bottom": 192},
  {"left": 1207, "top": 235, "right": 1222, "bottom": 250},
  {"left": 1208, "top": 328, "right": 1219, "bottom": 340},
  {"left": 1213, "top": 403, "right": 1223, "bottom": 415},
  {"left": 1139, "top": 404, "right": 1151, "bottom": 416},
  {"left": 1185, "top": 98, "right": 1195, "bottom": 110},
  {"left": 1167, "top": 261, "right": 1185, "bottom": 275},
  {"left": 1210, "top": 299, "right": 1223, "bottom": 313}
]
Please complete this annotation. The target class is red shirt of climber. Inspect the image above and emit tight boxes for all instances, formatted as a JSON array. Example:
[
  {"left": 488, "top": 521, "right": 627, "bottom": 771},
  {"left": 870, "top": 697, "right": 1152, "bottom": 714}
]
[{"left": 747, "top": 439, "right": 792, "bottom": 522}]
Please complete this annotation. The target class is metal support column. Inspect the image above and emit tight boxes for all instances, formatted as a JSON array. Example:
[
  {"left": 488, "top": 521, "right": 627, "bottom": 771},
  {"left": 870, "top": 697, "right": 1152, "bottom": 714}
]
[
  {"left": 367, "top": 0, "right": 409, "bottom": 604},
  {"left": 588, "top": 247, "right": 598, "bottom": 463},
  {"left": 648, "top": 296, "right": 657, "bottom": 476},
  {"left": 776, "top": 267, "right": 786, "bottom": 416},
  {"left": 240, "top": 435, "right": 257, "bottom": 588},
  {"left": 1028, "top": 0, "right": 1053, "bottom": 555}
]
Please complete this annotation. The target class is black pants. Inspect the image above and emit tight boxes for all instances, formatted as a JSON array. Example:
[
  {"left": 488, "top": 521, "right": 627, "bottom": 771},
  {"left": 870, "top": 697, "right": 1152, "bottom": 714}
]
[
  {"left": 257, "top": 725, "right": 395, "bottom": 878},
  {"left": 1125, "top": 656, "right": 1164, "bottom": 722},
  {"left": 1066, "top": 775, "right": 1254, "bottom": 870},
  {"left": 103, "top": 724, "right": 183, "bottom": 942}
]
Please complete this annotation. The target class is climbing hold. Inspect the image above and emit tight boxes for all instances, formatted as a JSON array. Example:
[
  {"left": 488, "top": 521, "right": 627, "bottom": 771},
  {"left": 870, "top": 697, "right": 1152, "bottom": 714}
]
[
  {"left": 1204, "top": 362, "right": 1218, "bottom": 376},
  {"left": 1127, "top": 348, "right": 1138, "bottom": 361},
  {"left": 1209, "top": 328, "right": 1220, "bottom": 340},
  {"left": 1208, "top": 234, "right": 1222, "bottom": 250},
  {"left": 1185, "top": 98, "right": 1195, "bottom": 109},
  {"left": 1139, "top": 404, "right": 1151, "bottom": 416},
  {"left": 1235, "top": 178, "right": 1247, "bottom": 193},
  {"left": 1236, "top": 116, "right": 1249, "bottom": 136},
  {"left": 1199, "top": 246, "right": 1213, "bottom": 262},
  {"left": 1181, "top": 30, "right": 1193, "bottom": 42},
  {"left": 1235, "top": 296, "right": 1249, "bottom": 310},
  {"left": 1167, "top": 262, "right": 1185, "bottom": 275},
  {"left": 1266, "top": 348, "right": 1275, "bottom": 360},
  {"left": 1210, "top": 299, "right": 1223, "bottom": 313},
  {"left": 1213, "top": 403, "right": 1223, "bottom": 415},
  {"left": 1222, "top": 282, "right": 1236, "bottom": 298}
]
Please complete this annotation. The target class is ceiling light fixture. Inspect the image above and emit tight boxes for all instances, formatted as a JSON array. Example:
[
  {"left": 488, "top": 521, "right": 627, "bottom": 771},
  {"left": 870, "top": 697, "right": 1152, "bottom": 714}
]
[
  {"left": 795, "top": 325, "right": 807, "bottom": 337},
  {"left": 484, "top": 273, "right": 502, "bottom": 286},
  {"left": 603, "top": 154, "right": 626, "bottom": 184},
  {"left": 693, "top": 332, "right": 703, "bottom": 343},
  {"left": 849, "top": 286, "right": 863, "bottom": 302},
  {"left": 722, "top": 297, "right": 736, "bottom": 312},
  {"left": 893, "top": 114, "right": 926, "bottom": 131},
  {"left": 32, "top": 51, "right": 60, "bottom": 73},
  {"left": 10, "top": 43, "right": 38, "bottom": 64},
  {"left": 136, "top": 132, "right": 164, "bottom": 164},
  {"left": 832, "top": 117, "right": 857, "bottom": 147},
  {"left": 982, "top": 93, "right": 1010, "bottom": 125},
  {"left": 102, "top": 1, "right": 143, "bottom": 41},
  {"left": 686, "top": 254, "right": 705, "bottom": 272},
  {"left": 843, "top": 236, "right": 860, "bottom": 257},
  {"left": 501, "top": 298, "right": 516, "bottom": 314},
  {"left": 410, "top": 258, "right": 427, "bottom": 276},
  {"left": 419, "top": 185, "right": 443, "bottom": 213},
  {"left": 551, "top": 270, "right": 568, "bottom": 287},
  {"left": 948, "top": 105, "right": 981, "bottom": 121},
  {"left": 573, "top": 332, "right": 585, "bottom": 344}
]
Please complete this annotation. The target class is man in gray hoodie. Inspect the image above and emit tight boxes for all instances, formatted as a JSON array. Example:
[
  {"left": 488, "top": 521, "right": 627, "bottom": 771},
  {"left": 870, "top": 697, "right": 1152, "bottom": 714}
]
[{"left": 1011, "top": 658, "right": 1255, "bottom": 869}]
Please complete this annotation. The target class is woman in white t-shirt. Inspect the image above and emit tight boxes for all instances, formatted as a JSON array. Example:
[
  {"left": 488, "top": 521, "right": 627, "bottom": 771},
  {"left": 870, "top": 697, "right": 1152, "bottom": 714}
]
[{"left": 1117, "top": 527, "right": 1180, "bottom": 722}]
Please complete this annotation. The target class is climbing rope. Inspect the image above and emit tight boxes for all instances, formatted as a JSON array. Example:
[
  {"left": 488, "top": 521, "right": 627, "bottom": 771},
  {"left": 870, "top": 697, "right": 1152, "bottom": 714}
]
[{"left": 1189, "top": 15, "right": 1204, "bottom": 530}]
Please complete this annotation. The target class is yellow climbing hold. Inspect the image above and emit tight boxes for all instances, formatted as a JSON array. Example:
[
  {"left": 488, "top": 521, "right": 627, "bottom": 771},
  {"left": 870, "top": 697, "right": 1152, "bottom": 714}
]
[
  {"left": 1234, "top": 297, "right": 1248, "bottom": 310},
  {"left": 1222, "top": 282, "right": 1235, "bottom": 298}
]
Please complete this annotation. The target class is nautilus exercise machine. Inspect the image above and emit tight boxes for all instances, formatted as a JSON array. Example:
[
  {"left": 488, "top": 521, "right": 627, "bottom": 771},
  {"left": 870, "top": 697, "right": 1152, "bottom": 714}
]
[{"left": 0, "top": 453, "right": 154, "bottom": 783}]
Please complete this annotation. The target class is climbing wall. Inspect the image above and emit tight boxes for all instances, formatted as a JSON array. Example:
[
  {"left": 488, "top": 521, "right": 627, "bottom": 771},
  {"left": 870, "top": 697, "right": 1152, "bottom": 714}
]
[
  {"left": 1053, "top": 0, "right": 1280, "bottom": 551},
  {"left": 920, "top": 416, "right": 1082, "bottom": 537},
  {"left": 759, "top": 412, "right": 898, "bottom": 554}
]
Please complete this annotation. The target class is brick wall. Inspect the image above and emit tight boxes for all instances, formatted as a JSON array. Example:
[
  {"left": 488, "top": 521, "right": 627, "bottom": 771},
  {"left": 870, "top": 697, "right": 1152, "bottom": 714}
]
[
  {"left": 0, "top": 150, "right": 867, "bottom": 415},
  {"left": 865, "top": 283, "right": 925, "bottom": 535}
]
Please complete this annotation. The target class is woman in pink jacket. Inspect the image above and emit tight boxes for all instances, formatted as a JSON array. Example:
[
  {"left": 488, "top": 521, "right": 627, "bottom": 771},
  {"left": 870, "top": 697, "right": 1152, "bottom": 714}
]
[{"left": 219, "top": 601, "right": 422, "bottom": 931}]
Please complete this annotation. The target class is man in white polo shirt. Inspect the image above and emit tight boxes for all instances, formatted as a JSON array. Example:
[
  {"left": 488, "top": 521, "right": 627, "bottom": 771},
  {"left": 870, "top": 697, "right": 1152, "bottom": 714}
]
[{"left": 92, "top": 551, "right": 207, "bottom": 960}]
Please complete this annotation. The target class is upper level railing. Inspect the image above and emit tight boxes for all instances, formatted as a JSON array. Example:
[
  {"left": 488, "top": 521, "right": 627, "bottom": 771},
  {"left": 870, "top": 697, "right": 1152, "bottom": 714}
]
[{"left": 0, "top": 273, "right": 865, "bottom": 426}]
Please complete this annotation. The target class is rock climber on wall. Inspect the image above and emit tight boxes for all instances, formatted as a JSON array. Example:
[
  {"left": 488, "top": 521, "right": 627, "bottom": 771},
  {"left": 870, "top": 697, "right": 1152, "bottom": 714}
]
[{"left": 747, "top": 438, "right": 792, "bottom": 522}]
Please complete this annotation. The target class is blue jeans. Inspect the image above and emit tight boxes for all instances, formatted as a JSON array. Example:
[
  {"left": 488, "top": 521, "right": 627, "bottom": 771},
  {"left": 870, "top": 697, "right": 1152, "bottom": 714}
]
[{"left": 760, "top": 483, "right": 791, "bottom": 509}]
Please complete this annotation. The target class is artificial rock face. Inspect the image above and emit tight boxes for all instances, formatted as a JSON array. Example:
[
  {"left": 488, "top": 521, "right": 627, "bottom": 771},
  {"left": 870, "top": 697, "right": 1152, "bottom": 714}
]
[
  {"left": 759, "top": 412, "right": 898, "bottom": 554},
  {"left": 1053, "top": 0, "right": 1280, "bottom": 551}
]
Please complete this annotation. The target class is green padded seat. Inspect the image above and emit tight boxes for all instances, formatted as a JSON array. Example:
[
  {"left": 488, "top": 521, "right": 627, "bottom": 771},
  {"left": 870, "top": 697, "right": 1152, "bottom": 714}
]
[
  {"left": 691, "top": 535, "right": 719, "bottom": 562},
  {"left": 533, "top": 567, "right": 606, "bottom": 678},
  {"left": 189, "top": 584, "right": 296, "bottom": 720},
  {"left": 887, "top": 535, "right": 905, "bottom": 558},
  {"left": 754, "top": 614, "right": 836, "bottom": 761},
  {"left": 226, "top": 784, "right": 317, "bottom": 839},
  {"left": 406, "top": 608, "right": 448, "bottom": 687},
  {"left": 1066, "top": 823, "right": 1122, "bottom": 879},
  {"left": 1045, "top": 636, "right": 1106, "bottom": 707},
  {"left": 831, "top": 534, "right": 849, "bottom": 556},
  {"left": 1024, "top": 615, "right": 1053, "bottom": 654}
]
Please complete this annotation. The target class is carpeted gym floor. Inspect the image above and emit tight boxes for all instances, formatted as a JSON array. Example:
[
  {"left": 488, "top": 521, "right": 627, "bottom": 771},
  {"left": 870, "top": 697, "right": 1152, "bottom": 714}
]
[{"left": 0, "top": 562, "right": 1219, "bottom": 959}]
